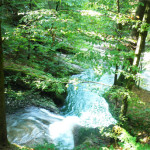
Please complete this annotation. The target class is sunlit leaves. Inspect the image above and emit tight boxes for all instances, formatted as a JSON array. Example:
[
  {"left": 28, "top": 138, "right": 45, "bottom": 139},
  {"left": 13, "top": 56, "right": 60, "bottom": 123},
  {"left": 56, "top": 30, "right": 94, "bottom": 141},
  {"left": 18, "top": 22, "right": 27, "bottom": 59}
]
[{"left": 3, "top": 0, "right": 147, "bottom": 84}]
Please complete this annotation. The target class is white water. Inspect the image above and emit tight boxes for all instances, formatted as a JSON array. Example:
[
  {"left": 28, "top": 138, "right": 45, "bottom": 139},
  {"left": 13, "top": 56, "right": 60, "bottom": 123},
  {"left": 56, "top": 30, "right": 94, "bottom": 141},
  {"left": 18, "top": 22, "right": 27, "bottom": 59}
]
[
  {"left": 49, "top": 70, "right": 117, "bottom": 149},
  {"left": 7, "top": 69, "right": 117, "bottom": 149},
  {"left": 61, "top": 69, "right": 117, "bottom": 127},
  {"left": 140, "top": 52, "right": 150, "bottom": 91}
]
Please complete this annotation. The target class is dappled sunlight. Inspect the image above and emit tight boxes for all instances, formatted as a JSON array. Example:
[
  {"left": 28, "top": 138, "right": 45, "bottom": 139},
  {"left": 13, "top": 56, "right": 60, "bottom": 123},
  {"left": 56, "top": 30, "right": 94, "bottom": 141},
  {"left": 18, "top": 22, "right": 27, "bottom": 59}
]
[
  {"left": 78, "top": 29, "right": 105, "bottom": 40},
  {"left": 81, "top": 10, "right": 102, "bottom": 17}
]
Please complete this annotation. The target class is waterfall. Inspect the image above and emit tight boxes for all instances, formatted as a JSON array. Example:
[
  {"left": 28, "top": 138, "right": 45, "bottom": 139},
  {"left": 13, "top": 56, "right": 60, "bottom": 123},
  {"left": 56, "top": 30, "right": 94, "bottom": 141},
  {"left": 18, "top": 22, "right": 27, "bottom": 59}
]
[
  {"left": 7, "top": 69, "right": 117, "bottom": 149},
  {"left": 61, "top": 69, "right": 117, "bottom": 127},
  {"left": 49, "top": 69, "right": 117, "bottom": 149}
]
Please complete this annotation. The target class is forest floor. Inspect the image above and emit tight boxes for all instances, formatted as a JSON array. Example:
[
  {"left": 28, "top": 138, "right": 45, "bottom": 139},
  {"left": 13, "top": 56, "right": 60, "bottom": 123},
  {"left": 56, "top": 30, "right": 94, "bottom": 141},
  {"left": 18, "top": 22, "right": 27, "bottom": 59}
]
[{"left": 127, "top": 86, "right": 150, "bottom": 144}]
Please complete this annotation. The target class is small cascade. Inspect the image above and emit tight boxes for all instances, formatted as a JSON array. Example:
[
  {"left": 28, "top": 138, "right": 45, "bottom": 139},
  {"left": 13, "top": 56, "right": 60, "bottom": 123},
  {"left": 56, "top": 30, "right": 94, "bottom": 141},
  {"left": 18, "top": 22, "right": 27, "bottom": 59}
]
[
  {"left": 50, "top": 69, "right": 117, "bottom": 148},
  {"left": 61, "top": 69, "right": 117, "bottom": 127},
  {"left": 7, "top": 69, "right": 117, "bottom": 149}
]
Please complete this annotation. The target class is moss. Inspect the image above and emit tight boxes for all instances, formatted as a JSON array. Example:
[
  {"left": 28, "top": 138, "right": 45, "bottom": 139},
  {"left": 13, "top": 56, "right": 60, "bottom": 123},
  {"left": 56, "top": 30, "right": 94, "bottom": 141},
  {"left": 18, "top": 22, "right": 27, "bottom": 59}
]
[{"left": 5, "top": 88, "right": 59, "bottom": 114}]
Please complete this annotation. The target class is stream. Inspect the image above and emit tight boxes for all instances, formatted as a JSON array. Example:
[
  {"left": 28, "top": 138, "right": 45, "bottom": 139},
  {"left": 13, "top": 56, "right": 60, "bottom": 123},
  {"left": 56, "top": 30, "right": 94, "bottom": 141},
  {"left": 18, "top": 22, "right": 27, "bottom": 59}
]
[
  {"left": 6, "top": 47, "right": 150, "bottom": 149},
  {"left": 7, "top": 69, "right": 117, "bottom": 149},
  {"left": 7, "top": 49, "right": 150, "bottom": 149}
]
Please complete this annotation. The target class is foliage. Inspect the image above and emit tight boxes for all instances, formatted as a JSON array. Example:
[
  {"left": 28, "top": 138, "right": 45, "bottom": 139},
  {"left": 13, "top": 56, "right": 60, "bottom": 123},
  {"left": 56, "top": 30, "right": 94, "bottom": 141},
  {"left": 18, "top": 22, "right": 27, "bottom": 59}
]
[
  {"left": 20, "top": 143, "right": 57, "bottom": 150},
  {"left": 127, "top": 87, "right": 150, "bottom": 134},
  {"left": 2, "top": 0, "right": 142, "bottom": 79},
  {"left": 100, "top": 125, "right": 150, "bottom": 150},
  {"left": 2, "top": 0, "right": 147, "bottom": 77},
  {"left": 4, "top": 65, "right": 67, "bottom": 94},
  {"left": 103, "top": 86, "right": 140, "bottom": 122},
  {"left": 1, "top": 0, "right": 150, "bottom": 149}
]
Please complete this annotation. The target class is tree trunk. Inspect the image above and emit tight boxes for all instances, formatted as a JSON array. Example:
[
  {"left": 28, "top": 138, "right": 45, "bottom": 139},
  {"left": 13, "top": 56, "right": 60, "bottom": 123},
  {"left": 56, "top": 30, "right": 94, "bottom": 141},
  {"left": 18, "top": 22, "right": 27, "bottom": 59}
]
[
  {"left": 120, "top": 96, "right": 128, "bottom": 118},
  {"left": 126, "top": 1, "right": 150, "bottom": 89},
  {"left": 133, "top": 1, "right": 150, "bottom": 66},
  {"left": 116, "top": 1, "right": 150, "bottom": 117},
  {"left": 131, "top": 0, "right": 147, "bottom": 41},
  {"left": 0, "top": 12, "right": 9, "bottom": 147},
  {"left": 117, "top": 1, "right": 150, "bottom": 86},
  {"left": 114, "top": 65, "right": 119, "bottom": 85},
  {"left": 56, "top": 1, "right": 60, "bottom": 11},
  {"left": 114, "top": 0, "right": 122, "bottom": 85}
]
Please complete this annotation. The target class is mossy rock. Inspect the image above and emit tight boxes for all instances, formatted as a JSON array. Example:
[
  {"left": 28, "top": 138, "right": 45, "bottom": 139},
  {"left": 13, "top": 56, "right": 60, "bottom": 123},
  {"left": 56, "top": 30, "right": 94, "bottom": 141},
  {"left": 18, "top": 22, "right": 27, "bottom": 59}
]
[
  {"left": 4, "top": 67, "right": 67, "bottom": 106},
  {"left": 5, "top": 88, "right": 59, "bottom": 114},
  {"left": 73, "top": 125, "right": 112, "bottom": 148}
]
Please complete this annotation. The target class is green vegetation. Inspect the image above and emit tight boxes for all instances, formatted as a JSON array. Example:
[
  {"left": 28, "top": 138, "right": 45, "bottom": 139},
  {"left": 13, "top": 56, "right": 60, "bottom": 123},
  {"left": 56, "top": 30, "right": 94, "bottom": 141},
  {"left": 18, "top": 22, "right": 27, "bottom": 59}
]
[{"left": 0, "top": 0, "right": 150, "bottom": 149}]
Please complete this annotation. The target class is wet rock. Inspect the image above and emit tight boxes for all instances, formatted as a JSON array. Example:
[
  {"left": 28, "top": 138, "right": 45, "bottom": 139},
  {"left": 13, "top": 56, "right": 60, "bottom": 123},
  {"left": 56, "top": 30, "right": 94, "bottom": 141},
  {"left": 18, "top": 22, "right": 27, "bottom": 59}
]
[
  {"left": 73, "top": 125, "right": 113, "bottom": 148},
  {"left": 7, "top": 107, "right": 63, "bottom": 147}
]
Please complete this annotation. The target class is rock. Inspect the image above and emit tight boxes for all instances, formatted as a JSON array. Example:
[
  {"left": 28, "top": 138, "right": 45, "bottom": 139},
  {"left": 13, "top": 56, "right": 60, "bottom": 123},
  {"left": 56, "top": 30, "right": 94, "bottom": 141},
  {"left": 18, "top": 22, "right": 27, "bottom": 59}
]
[{"left": 73, "top": 125, "right": 113, "bottom": 148}]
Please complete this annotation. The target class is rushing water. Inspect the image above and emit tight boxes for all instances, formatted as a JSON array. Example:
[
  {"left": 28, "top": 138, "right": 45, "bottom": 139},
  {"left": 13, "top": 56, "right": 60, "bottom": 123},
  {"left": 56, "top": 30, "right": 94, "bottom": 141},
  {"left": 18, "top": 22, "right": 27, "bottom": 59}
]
[
  {"left": 61, "top": 69, "right": 117, "bottom": 127},
  {"left": 7, "top": 70, "right": 117, "bottom": 149}
]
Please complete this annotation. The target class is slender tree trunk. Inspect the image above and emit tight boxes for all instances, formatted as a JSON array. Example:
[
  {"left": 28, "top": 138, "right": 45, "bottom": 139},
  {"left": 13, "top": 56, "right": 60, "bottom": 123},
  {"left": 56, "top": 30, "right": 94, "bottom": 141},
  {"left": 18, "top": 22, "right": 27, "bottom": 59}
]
[
  {"left": 120, "top": 96, "right": 128, "bottom": 118},
  {"left": 114, "top": 0, "right": 122, "bottom": 85},
  {"left": 56, "top": 1, "right": 59, "bottom": 11},
  {"left": 0, "top": 11, "right": 9, "bottom": 147},
  {"left": 111, "top": 0, "right": 128, "bottom": 118},
  {"left": 125, "top": 1, "right": 150, "bottom": 89},
  {"left": 114, "top": 65, "right": 118, "bottom": 85}
]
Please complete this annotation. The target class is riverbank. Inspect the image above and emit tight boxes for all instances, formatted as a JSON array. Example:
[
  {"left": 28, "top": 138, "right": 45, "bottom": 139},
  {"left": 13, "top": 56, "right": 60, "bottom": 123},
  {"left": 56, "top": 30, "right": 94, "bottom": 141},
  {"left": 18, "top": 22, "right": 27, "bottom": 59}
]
[{"left": 4, "top": 61, "right": 150, "bottom": 149}]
